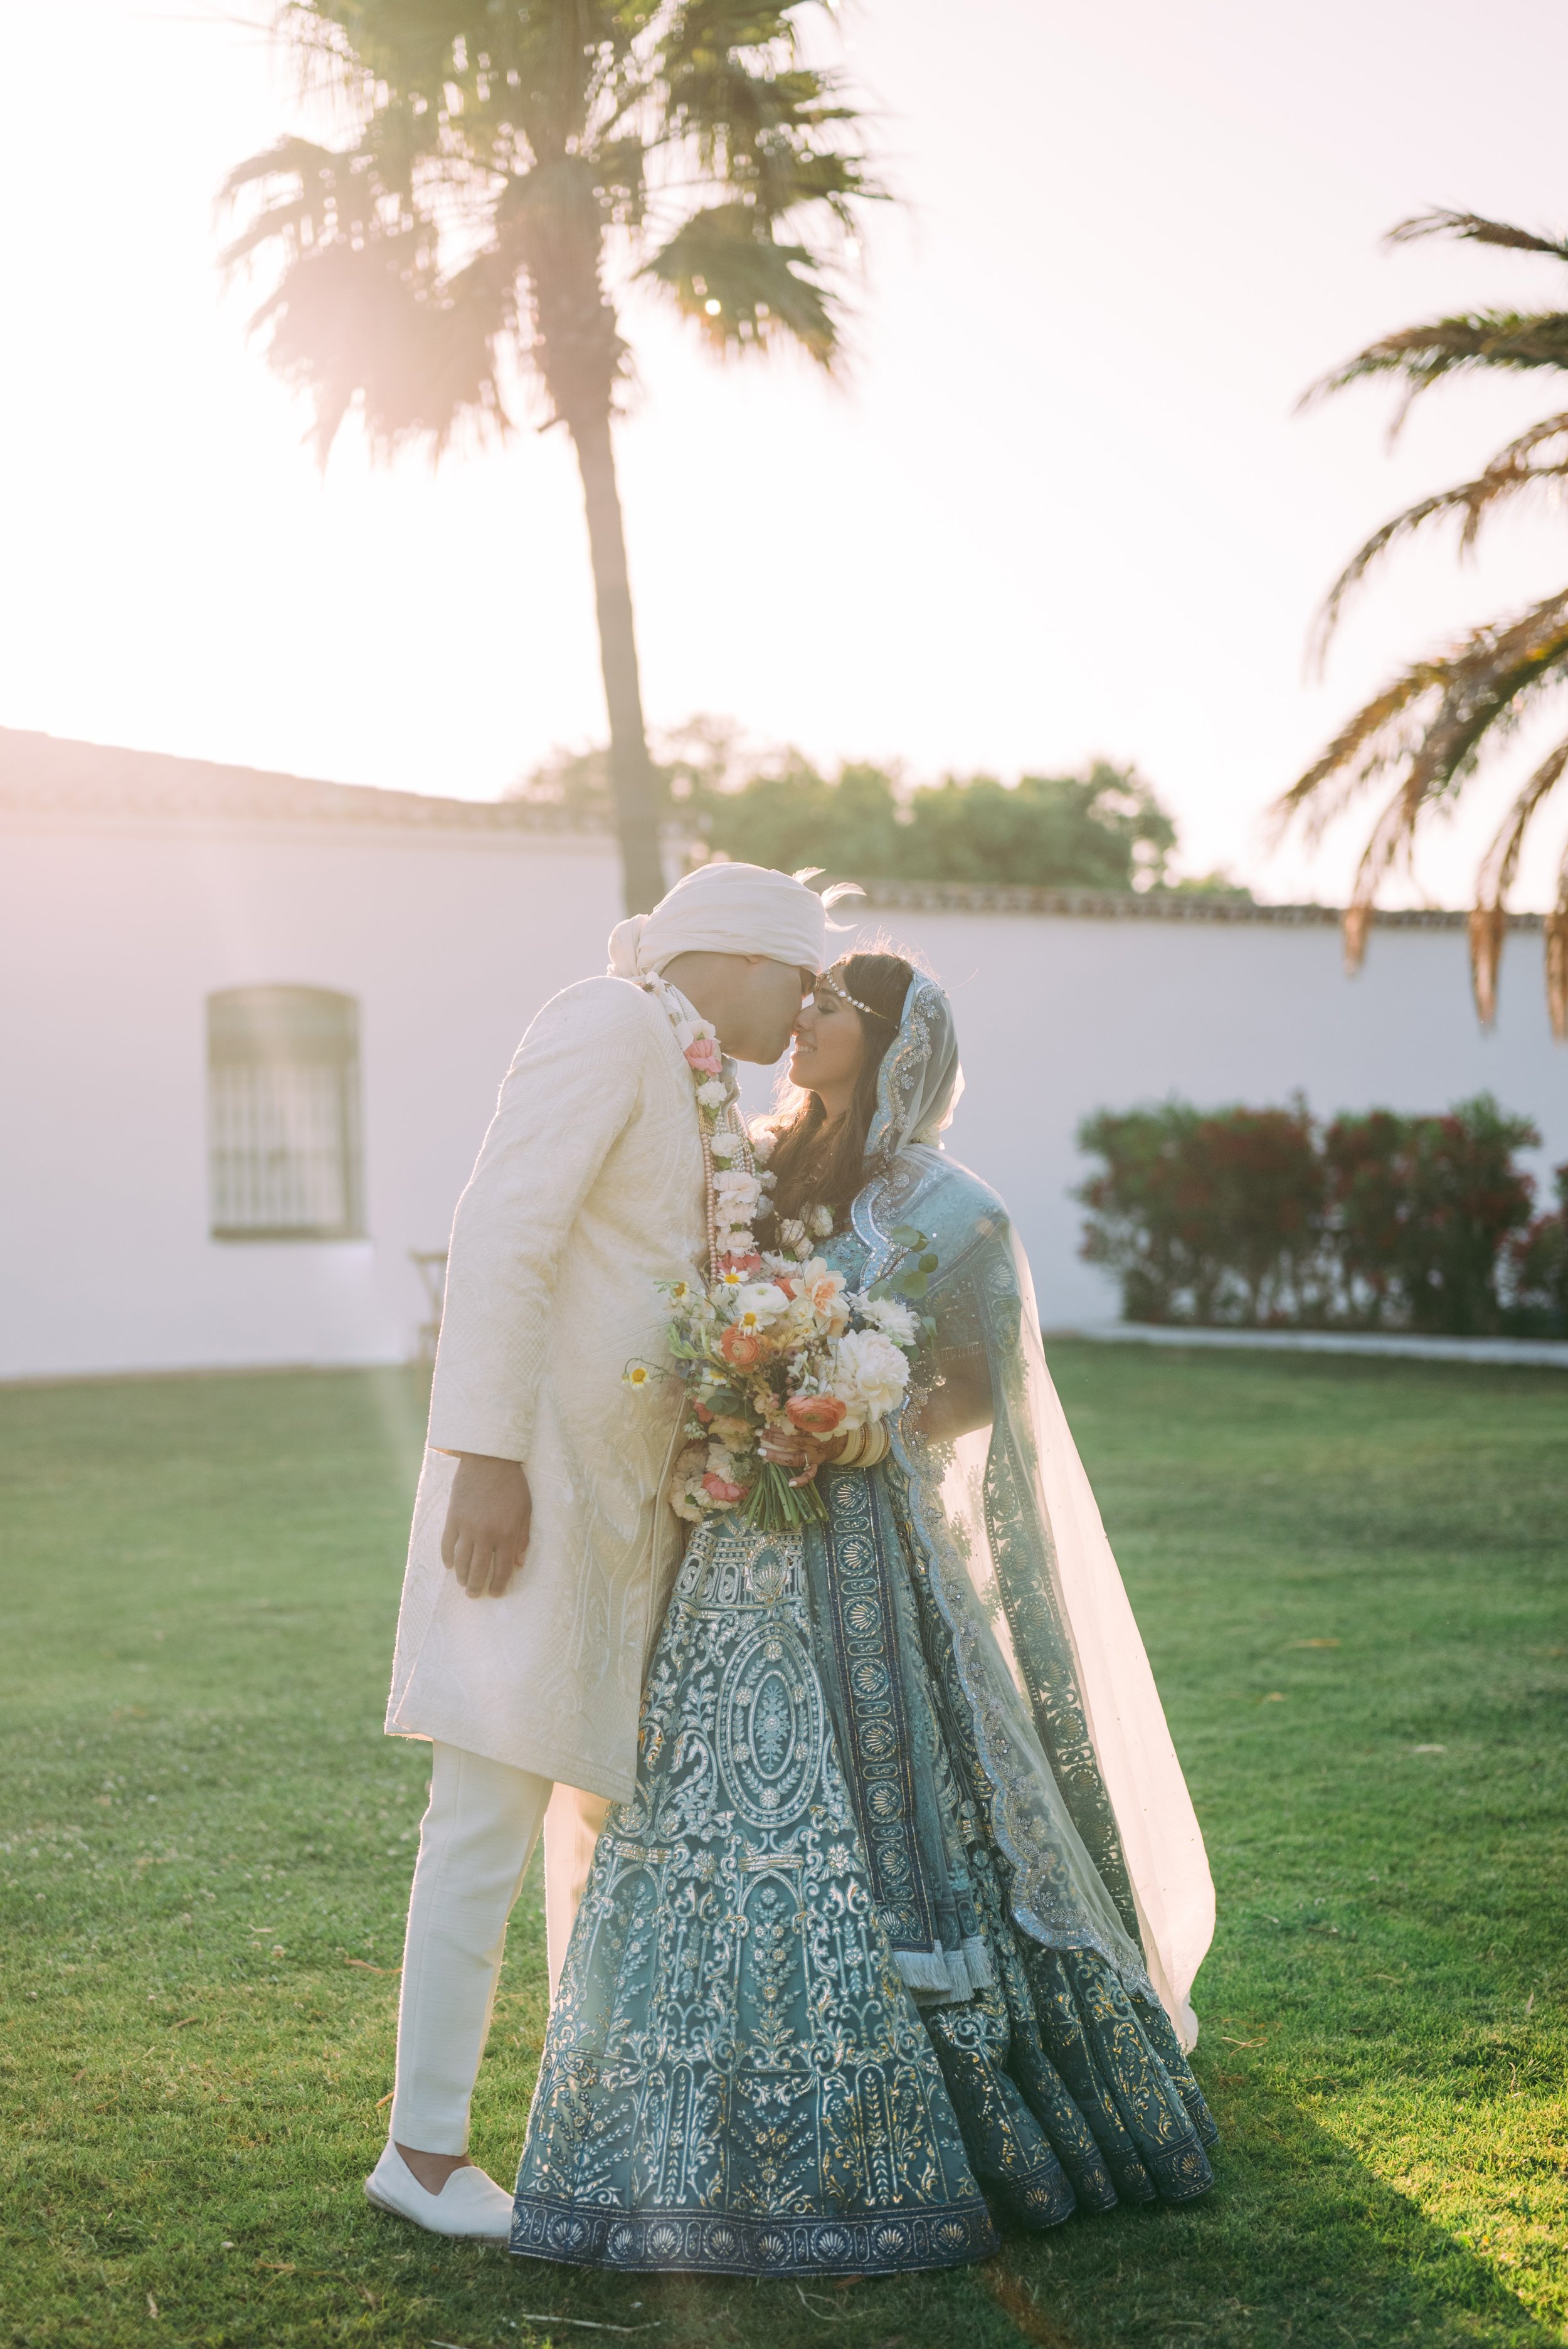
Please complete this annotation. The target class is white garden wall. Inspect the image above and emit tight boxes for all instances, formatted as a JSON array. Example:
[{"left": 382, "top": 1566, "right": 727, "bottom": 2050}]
[
  {"left": 845, "top": 892, "right": 1567, "bottom": 1327},
  {"left": 3, "top": 729, "right": 1562, "bottom": 1377}
]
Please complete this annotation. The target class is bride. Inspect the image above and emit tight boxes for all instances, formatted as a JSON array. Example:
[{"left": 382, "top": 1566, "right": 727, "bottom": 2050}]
[{"left": 512, "top": 952, "right": 1217, "bottom": 2278}]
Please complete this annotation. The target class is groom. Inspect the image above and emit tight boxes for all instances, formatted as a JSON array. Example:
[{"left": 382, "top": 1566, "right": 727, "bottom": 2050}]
[{"left": 366, "top": 859, "right": 832, "bottom": 2239}]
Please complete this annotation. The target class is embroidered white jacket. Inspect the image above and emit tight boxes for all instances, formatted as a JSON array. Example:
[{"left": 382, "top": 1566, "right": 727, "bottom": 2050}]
[{"left": 386, "top": 977, "right": 707, "bottom": 1797}]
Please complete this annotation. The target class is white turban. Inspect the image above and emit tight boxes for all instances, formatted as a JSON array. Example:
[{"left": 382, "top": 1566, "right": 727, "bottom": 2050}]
[{"left": 607, "top": 861, "right": 852, "bottom": 980}]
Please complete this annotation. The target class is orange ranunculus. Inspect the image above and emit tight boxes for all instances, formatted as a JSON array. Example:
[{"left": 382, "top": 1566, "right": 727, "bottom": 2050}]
[
  {"left": 720, "top": 1326, "right": 762, "bottom": 1371},
  {"left": 787, "top": 1392, "right": 847, "bottom": 1438}
]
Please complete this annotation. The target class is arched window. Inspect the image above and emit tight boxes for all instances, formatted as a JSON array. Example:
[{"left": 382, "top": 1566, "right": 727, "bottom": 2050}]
[{"left": 208, "top": 987, "right": 363, "bottom": 1241}]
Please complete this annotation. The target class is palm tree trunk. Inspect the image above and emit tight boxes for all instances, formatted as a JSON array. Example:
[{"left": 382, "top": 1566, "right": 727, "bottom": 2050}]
[{"left": 567, "top": 405, "right": 665, "bottom": 915}]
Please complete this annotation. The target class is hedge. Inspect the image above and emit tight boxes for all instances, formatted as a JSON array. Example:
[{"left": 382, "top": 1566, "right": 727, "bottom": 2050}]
[{"left": 1074, "top": 1093, "right": 1568, "bottom": 1337}]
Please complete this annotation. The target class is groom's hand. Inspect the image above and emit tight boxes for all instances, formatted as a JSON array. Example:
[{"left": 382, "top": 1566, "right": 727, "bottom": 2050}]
[{"left": 441, "top": 1453, "right": 532, "bottom": 1598}]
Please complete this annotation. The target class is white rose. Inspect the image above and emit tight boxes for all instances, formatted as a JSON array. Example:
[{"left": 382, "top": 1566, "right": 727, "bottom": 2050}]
[
  {"left": 709, "top": 1130, "right": 741, "bottom": 1162},
  {"left": 750, "top": 1125, "right": 776, "bottom": 1161},
  {"left": 831, "top": 1328, "right": 911, "bottom": 1423},
  {"left": 696, "top": 1079, "right": 729, "bottom": 1109},
  {"left": 858, "top": 1293, "right": 919, "bottom": 1344},
  {"left": 731, "top": 1281, "right": 789, "bottom": 1330}
]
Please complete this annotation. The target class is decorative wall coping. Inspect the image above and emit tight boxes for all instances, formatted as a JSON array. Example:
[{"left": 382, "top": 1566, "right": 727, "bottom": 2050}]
[{"left": 857, "top": 879, "right": 1544, "bottom": 931}]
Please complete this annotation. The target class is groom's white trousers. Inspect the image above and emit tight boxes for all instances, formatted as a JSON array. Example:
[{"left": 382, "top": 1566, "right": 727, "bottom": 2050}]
[{"left": 388, "top": 1744, "right": 610, "bottom": 2156}]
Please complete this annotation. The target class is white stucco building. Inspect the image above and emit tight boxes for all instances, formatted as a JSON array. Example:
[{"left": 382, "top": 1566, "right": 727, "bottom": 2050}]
[{"left": 3, "top": 726, "right": 1564, "bottom": 1381}]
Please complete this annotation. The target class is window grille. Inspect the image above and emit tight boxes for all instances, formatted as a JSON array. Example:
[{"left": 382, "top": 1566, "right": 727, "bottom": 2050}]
[{"left": 208, "top": 986, "right": 363, "bottom": 1241}]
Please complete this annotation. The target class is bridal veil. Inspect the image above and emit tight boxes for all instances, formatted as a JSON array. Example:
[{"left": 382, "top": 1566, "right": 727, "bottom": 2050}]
[{"left": 855, "top": 972, "right": 1215, "bottom": 2047}]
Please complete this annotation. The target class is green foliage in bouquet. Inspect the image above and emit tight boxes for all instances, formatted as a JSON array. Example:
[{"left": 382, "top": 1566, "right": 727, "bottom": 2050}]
[{"left": 869, "top": 1225, "right": 940, "bottom": 1335}]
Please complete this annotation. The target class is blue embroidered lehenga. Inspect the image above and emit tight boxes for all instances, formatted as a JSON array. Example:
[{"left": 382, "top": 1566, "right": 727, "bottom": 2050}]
[{"left": 512, "top": 980, "right": 1218, "bottom": 2279}]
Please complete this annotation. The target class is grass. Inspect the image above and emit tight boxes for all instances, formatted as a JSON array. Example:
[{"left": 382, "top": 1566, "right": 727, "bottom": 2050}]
[{"left": 0, "top": 1347, "right": 1563, "bottom": 2349}]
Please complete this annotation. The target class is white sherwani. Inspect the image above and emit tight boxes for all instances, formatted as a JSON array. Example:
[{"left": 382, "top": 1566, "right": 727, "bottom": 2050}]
[{"left": 386, "top": 976, "right": 707, "bottom": 1801}]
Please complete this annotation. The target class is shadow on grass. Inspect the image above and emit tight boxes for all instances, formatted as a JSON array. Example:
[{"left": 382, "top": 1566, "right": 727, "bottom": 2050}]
[{"left": 965, "top": 2080, "right": 1552, "bottom": 2349}]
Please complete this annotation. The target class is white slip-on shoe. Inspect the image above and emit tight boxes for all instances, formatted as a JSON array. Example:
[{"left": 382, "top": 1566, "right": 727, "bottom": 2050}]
[{"left": 364, "top": 2142, "right": 515, "bottom": 2241}]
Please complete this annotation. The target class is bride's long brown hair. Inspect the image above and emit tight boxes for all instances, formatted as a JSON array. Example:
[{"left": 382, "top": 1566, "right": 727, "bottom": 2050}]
[{"left": 759, "top": 950, "right": 914, "bottom": 1239}]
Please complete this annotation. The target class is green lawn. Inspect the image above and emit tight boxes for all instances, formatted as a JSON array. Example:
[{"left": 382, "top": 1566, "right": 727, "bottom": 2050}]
[{"left": 0, "top": 1349, "right": 1563, "bottom": 2349}]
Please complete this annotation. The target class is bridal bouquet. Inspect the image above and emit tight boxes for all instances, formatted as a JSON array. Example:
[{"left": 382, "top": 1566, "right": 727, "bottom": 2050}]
[
  {"left": 647, "top": 1246, "right": 928, "bottom": 1529},
  {"left": 627, "top": 1159, "right": 937, "bottom": 1530}
]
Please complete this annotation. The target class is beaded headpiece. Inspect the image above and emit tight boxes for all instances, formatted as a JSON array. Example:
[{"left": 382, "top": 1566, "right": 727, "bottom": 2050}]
[{"left": 818, "top": 965, "right": 889, "bottom": 1021}]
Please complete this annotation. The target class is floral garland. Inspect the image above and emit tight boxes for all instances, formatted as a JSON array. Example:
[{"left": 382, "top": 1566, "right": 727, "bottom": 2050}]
[
  {"left": 624, "top": 976, "right": 926, "bottom": 1530},
  {"left": 645, "top": 975, "right": 767, "bottom": 1275}
]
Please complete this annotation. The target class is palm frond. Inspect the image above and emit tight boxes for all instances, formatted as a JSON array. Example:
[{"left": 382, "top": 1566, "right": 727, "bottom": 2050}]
[
  {"left": 654, "top": 1, "right": 881, "bottom": 229},
  {"left": 1299, "top": 204, "right": 1568, "bottom": 1032},
  {"left": 1388, "top": 209, "right": 1568, "bottom": 263},
  {"left": 1475, "top": 734, "right": 1568, "bottom": 906},
  {"left": 1273, "top": 662, "right": 1449, "bottom": 844},
  {"left": 1311, "top": 412, "right": 1568, "bottom": 661},
  {"left": 1278, "top": 589, "right": 1568, "bottom": 876},
  {"left": 257, "top": 224, "right": 512, "bottom": 459},
  {"left": 1300, "top": 312, "right": 1568, "bottom": 441},
  {"left": 644, "top": 200, "right": 837, "bottom": 361},
  {"left": 221, "top": 120, "right": 514, "bottom": 457},
  {"left": 1342, "top": 780, "right": 1430, "bottom": 969}
]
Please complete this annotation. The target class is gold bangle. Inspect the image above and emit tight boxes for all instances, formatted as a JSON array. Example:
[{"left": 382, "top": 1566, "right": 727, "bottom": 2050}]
[{"left": 833, "top": 1421, "right": 888, "bottom": 1469}]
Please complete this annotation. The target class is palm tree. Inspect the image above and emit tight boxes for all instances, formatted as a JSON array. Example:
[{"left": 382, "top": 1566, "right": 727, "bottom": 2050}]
[
  {"left": 221, "top": 3, "right": 878, "bottom": 913},
  {"left": 1275, "top": 209, "right": 1568, "bottom": 1037}
]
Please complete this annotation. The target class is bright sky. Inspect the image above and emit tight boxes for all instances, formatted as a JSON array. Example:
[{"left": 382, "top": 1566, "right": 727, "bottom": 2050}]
[{"left": 9, "top": 0, "right": 1568, "bottom": 903}]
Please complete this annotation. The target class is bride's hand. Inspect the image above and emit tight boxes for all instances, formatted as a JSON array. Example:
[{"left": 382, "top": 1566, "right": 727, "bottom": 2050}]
[{"left": 758, "top": 1427, "right": 844, "bottom": 1474}]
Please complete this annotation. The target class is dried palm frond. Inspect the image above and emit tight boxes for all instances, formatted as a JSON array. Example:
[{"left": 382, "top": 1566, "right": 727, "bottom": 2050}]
[
  {"left": 1469, "top": 736, "right": 1568, "bottom": 1022},
  {"left": 1467, "top": 904, "right": 1508, "bottom": 1026},
  {"left": 1547, "top": 869, "right": 1568, "bottom": 1039}
]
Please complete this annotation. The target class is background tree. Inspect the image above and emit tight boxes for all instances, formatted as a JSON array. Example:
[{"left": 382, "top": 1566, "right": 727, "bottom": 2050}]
[
  {"left": 222, "top": 2, "right": 877, "bottom": 913},
  {"left": 1276, "top": 209, "right": 1568, "bottom": 1037},
  {"left": 514, "top": 727, "right": 1185, "bottom": 888}
]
